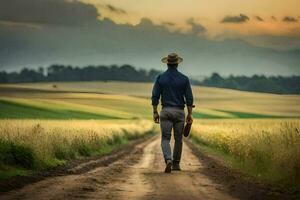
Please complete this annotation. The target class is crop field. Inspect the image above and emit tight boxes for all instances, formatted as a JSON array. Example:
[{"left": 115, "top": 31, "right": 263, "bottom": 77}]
[
  {"left": 191, "top": 119, "right": 300, "bottom": 189},
  {"left": 0, "top": 119, "right": 154, "bottom": 178},
  {"left": 1, "top": 81, "right": 300, "bottom": 119},
  {"left": 0, "top": 81, "right": 300, "bottom": 190}
]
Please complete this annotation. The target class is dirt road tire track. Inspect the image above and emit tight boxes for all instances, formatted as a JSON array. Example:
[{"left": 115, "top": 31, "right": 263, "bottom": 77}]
[
  {"left": 0, "top": 135, "right": 156, "bottom": 194},
  {"left": 0, "top": 135, "right": 295, "bottom": 200}
]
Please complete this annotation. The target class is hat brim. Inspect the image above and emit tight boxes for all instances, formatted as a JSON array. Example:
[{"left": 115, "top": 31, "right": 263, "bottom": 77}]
[{"left": 161, "top": 57, "right": 183, "bottom": 64}]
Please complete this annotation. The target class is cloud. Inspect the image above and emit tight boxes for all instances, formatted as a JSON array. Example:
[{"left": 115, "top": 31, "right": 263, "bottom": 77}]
[
  {"left": 186, "top": 18, "right": 206, "bottom": 35},
  {"left": 162, "top": 22, "right": 175, "bottom": 26},
  {"left": 283, "top": 16, "right": 298, "bottom": 23},
  {"left": 0, "top": 13, "right": 299, "bottom": 76},
  {"left": 0, "top": 1, "right": 299, "bottom": 76},
  {"left": 0, "top": 0, "right": 100, "bottom": 26},
  {"left": 271, "top": 16, "right": 277, "bottom": 21},
  {"left": 137, "top": 18, "right": 156, "bottom": 29},
  {"left": 221, "top": 14, "right": 250, "bottom": 23},
  {"left": 255, "top": 16, "right": 264, "bottom": 22},
  {"left": 244, "top": 35, "right": 300, "bottom": 50},
  {"left": 104, "top": 4, "right": 127, "bottom": 15}
]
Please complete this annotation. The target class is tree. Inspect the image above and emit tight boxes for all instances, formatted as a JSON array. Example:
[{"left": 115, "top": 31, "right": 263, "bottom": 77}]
[
  {"left": 0, "top": 71, "right": 7, "bottom": 83},
  {"left": 203, "top": 72, "right": 224, "bottom": 87},
  {"left": 1, "top": 64, "right": 299, "bottom": 94}
]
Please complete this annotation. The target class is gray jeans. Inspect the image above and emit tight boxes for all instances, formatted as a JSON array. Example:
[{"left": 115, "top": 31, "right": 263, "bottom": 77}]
[{"left": 160, "top": 107, "right": 185, "bottom": 164}]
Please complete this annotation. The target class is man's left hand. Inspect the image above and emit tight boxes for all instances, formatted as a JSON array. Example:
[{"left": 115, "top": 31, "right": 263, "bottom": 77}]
[{"left": 153, "top": 112, "right": 160, "bottom": 124}]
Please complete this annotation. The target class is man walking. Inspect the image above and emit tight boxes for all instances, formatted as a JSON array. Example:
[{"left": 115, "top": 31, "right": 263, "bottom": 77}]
[{"left": 151, "top": 53, "right": 194, "bottom": 173}]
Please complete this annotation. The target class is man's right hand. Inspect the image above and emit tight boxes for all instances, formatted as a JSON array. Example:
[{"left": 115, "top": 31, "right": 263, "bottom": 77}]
[
  {"left": 186, "top": 114, "right": 193, "bottom": 124},
  {"left": 153, "top": 112, "right": 160, "bottom": 124}
]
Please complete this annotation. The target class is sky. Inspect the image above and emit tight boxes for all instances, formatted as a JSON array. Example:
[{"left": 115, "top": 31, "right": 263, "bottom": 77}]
[
  {"left": 0, "top": 0, "right": 299, "bottom": 76},
  {"left": 83, "top": 0, "right": 300, "bottom": 38}
]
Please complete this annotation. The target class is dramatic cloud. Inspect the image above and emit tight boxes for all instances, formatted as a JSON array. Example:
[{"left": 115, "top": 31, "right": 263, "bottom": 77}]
[
  {"left": 221, "top": 14, "right": 250, "bottom": 23},
  {"left": 283, "top": 16, "right": 298, "bottom": 22},
  {"left": 255, "top": 16, "right": 264, "bottom": 22},
  {"left": 0, "top": 0, "right": 100, "bottom": 26},
  {"left": 186, "top": 18, "right": 206, "bottom": 35},
  {"left": 162, "top": 22, "right": 175, "bottom": 26},
  {"left": 104, "top": 4, "right": 127, "bottom": 15},
  {"left": 0, "top": 0, "right": 299, "bottom": 76}
]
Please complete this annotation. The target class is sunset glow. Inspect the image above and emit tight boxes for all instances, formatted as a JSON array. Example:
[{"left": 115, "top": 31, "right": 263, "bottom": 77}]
[{"left": 81, "top": 0, "right": 300, "bottom": 37}]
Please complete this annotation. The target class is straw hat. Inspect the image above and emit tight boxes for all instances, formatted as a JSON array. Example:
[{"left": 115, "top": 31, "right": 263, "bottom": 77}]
[{"left": 161, "top": 53, "right": 183, "bottom": 64}]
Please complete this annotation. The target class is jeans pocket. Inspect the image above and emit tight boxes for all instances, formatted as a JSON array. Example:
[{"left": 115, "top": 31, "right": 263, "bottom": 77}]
[{"left": 174, "top": 110, "right": 185, "bottom": 122}]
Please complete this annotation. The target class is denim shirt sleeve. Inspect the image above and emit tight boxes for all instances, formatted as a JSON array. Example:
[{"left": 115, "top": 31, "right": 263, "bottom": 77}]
[
  {"left": 151, "top": 76, "right": 161, "bottom": 106},
  {"left": 185, "top": 78, "right": 194, "bottom": 106}
]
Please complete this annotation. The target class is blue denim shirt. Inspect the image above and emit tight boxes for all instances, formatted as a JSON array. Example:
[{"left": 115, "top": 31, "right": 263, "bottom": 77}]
[{"left": 151, "top": 67, "right": 193, "bottom": 108}]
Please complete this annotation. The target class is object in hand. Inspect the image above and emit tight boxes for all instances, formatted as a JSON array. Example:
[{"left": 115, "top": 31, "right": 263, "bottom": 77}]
[
  {"left": 183, "top": 105, "right": 195, "bottom": 137},
  {"left": 183, "top": 122, "right": 192, "bottom": 137}
]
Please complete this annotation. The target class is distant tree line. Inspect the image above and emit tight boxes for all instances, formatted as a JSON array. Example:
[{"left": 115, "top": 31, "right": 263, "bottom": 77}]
[
  {"left": 0, "top": 64, "right": 161, "bottom": 83},
  {"left": 198, "top": 72, "right": 300, "bottom": 94},
  {"left": 0, "top": 65, "right": 299, "bottom": 94}
]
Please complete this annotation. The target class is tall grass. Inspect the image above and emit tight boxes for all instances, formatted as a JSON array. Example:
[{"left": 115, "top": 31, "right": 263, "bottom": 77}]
[
  {"left": 190, "top": 119, "right": 300, "bottom": 189},
  {"left": 0, "top": 120, "right": 155, "bottom": 177}
]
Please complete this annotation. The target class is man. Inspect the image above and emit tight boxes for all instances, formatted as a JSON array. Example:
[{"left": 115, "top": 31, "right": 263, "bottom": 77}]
[{"left": 151, "top": 53, "right": 194, "bottom": 173}]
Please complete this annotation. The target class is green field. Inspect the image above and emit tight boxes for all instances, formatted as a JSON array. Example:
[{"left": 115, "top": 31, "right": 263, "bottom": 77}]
[
  {"left": 0, "top": 99, "right": 120, "bottom": 119},
  {"left": 1, "top": 81, "right": 299, "bottom": 119}
]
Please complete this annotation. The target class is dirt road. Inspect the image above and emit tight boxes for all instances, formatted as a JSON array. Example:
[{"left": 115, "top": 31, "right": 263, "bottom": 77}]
[{"left": 0, "top": 135, "right": 291, "bottom": 200}]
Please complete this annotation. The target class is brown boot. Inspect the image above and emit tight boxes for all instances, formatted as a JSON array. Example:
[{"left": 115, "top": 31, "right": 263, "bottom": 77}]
[
  {"left": 165, "top": 160, "right": 172, "bottom": 173},
  {"left": 172, "top": 162, "right": 181, "bottom": 171}
]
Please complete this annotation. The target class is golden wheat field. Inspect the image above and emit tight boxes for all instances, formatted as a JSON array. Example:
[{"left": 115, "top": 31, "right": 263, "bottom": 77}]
[
  {"left": 0, "top": 119, "right": 154, "bottom": 177},
  {"left": 0, "top": 119, "right": 154, "bottom": 154},
  {"left": 191, "top": 119, "right": 300, "bottom": 187}
]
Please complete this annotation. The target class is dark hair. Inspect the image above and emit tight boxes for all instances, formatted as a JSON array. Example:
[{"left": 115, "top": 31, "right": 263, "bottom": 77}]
[{"left": 167, "top": 63, "right": 178, "bottom": 68}]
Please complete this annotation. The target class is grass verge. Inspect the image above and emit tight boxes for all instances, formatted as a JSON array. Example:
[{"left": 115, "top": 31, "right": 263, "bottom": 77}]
[
  {"left": 189, "top": 129, "right": 300, "bottom": 192},
  {"left": 0, "top": 120, "right": 156, "bottom": 180}
]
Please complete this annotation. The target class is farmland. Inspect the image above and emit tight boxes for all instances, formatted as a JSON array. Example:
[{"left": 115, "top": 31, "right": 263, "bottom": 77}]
[
  {"left": 0, "top": 81, "right": 300, "bottom": 197},
  {"left": 191, "top": 119, "right": 300, "bottom": 189},
  {"left": 0, "top": 119, "right": 154, "bottom": 179},
  {"left": 1, "top": 81, "right": 299, "bottom": 119}
]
